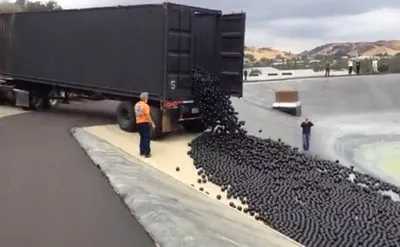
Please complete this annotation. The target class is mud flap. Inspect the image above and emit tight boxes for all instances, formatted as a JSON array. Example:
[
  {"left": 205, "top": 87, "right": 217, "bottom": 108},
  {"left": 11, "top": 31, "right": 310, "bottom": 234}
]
[{"left": 14, "top": 89, "right": 30, "bottom": 107}]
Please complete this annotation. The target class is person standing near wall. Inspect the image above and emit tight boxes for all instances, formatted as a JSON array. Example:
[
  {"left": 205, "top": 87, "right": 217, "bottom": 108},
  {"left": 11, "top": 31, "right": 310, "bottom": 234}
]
[
  {"left": 243, "top": 70, "right": 248, "bottom": 81},
  {"left": 372, "top": 58, "right": 379, "bottom": 74},
  {"left": 348, "top": 59, "right": 353, "bottom": 75},
  {"left": 324, "top": 62, "right": 330, "bottom": 77},
  {"left": 355, "top": 59, "right": 361, "bottom": 75}
]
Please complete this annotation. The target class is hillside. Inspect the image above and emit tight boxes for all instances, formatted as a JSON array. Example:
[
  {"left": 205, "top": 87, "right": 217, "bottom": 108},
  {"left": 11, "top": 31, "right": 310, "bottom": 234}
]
[
  {"left": 0, "top": 3, "right": 23, "bottom": 13},
  {"left": 245, "top": 40, "right": 400, "bottom": 63},
  {"left": 244, "top": 46, "right": 295, "bottom": 61},
  {"left": 300, "top": 40, "right": 400, "bottom": 58}
]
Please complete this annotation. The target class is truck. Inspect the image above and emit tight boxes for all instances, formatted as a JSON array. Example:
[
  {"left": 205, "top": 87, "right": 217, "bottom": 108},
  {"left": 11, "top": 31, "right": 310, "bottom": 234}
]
[{"left": 0, "top": 2, "right": 245, "bottom": 139}]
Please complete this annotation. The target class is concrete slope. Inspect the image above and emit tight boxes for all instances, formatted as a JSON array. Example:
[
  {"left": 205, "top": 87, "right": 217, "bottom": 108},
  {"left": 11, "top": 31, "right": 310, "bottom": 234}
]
[
  {"left": 0, "top": 101, "right": 155, "bottom": 247},
  {"left": 235, "top": 74, "right": 400, "bottom": 187},
  {"left": 73, "top": 127, "right": 303, "bottom": 247}
]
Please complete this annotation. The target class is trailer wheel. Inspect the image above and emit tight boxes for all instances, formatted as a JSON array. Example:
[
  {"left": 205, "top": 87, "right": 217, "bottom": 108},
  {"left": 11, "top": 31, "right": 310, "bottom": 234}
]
[
  {"left": 150, "top": 106, "right": 162, "bottom": 140},
  {"left": 46, "top": 90, "right": 62, "bottom": 108},
  {"left": 182, "top": 119, "right": 207, "bottom": 133},
  {"left": 116, "top": 101, "right": 136, "bottom": 132},
  {"left": 41, "top": 91, "right": 57, "bottom": 109},
  {"left": 45, "top": 90, "right": 67, "bottom": 108}
]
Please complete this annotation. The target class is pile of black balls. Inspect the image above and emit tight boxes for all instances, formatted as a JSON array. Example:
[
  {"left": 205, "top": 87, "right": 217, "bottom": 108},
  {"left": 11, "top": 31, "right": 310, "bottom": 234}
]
[
  {"left": 191, "top": 65, "right": 246, "bottom": 134},
  {"left": 189, "top": 66, "right": 400, "bottom": 247}
]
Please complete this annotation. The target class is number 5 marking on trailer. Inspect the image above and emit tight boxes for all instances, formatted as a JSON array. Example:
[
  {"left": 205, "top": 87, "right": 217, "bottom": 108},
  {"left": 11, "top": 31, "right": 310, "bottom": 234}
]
[{"left": 170, "top": 80, "right": 176, "bottom": 90}]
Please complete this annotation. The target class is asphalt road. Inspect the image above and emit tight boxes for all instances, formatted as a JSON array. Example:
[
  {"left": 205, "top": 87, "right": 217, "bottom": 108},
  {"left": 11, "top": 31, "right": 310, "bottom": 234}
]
[{"left": 0, "top": 101, "right": 155, "bottom": 247}]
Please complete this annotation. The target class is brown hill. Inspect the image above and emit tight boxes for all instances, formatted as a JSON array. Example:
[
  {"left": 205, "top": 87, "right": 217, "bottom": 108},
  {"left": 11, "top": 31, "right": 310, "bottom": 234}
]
[
  {"left": 300, "top": 40, "right": 400, "bottom": 58},
  {"left": 0, "top": 3, "right": 23, "bottom": 13},
  {"left": 244, "top": 46, "right": 295, "bottom": 61}
]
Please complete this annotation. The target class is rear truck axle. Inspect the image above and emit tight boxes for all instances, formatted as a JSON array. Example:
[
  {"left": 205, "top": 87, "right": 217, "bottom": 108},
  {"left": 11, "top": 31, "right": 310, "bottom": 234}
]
[
  {"left": 0, "top": 82, "right": 69, "bottom": 110},
  {"left": 116, "top": 100, "right": 204, "bottom": 140},
  {"left": 15, "top": 88, "right": 64, "bottom": 110}
]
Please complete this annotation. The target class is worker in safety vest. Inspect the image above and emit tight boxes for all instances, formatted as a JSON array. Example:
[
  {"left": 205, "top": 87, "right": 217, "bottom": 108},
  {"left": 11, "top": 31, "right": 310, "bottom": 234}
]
[{"left": 134, "top": 92, "right": 156, "bottom": 158}]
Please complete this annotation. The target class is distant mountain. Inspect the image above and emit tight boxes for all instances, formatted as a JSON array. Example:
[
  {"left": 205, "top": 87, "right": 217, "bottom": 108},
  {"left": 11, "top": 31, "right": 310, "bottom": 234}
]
[
  {"left": 299, "top": 40, "right": 400, "bottom": 58},
  {"left": 244, "top": 46, "right": 295, "bottom": 61},
  {"left": 245, "top": 40, "right": 400, "bottom": 62},
  {"left": 0, "top": 2, "right": 23, "bottom": 13}
]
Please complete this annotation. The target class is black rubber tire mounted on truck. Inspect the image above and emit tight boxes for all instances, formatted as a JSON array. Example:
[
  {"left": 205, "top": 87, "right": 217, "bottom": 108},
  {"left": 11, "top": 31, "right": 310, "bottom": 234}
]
[
  {"left": 0, "top": 94, "right": 5, "bottom": 105},
  {"left": 116, "top": 101, "right": 136, "bottom": 132},
  {"left": 117, "top": 102, "right": 163, "bottom": 139},
  {"left": 18, "top": 87, "right": 60, "bottom": 110},
  {"left": 46, "top": 90, "right": 65, "bottom": 108},
  {"left": 150, "top": 106, "right": 162, "bottom": 140}
]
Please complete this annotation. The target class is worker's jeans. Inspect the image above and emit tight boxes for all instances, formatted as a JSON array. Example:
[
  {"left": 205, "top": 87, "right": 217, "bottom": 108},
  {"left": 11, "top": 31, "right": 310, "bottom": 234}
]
[
  {"left": 325, "top": 69, "right": 330, "bottom": 77},
  {"left": 137, "top": 122, "right": 151, "bottom": 155},
  {"left": 302, "top": 133, "right": 310, "bottom": 151}
]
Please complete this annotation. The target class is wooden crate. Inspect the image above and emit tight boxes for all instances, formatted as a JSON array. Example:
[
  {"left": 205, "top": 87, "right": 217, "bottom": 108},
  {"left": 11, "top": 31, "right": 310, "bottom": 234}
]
[{"left": 275, "top": 90, "right": 299, "bottom": 103}]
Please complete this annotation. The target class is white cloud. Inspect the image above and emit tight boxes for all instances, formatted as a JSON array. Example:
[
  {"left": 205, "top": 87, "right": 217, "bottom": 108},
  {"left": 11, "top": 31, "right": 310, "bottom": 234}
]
[
  {"left": 246, "top": 8, "right": 400, "bottom": 52},
  {"left": 245, "top": 27, "right": 322, "bottom": 53}
]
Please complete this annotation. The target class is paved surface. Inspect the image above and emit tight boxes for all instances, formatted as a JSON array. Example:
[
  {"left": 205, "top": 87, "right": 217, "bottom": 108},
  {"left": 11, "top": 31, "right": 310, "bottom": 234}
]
[{"left": 0, "top": 101, "right": 155, "bottom": 247}]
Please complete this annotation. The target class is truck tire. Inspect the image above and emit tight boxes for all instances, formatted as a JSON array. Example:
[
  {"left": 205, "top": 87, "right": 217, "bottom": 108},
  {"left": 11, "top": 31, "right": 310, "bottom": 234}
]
[
  {"left": 150, "top": 106, "right": 162, "bottom": 140},
  {"left": 116, "top": 101, "right": 136, "bottom": 132},
  {"left": 45, "top": 90, "right": 62, "bottom": 108},
  {"left": 182, "top": 119, "right": 207, "bottom": 133},
  {"left": 0, "top": 96, "right": 5, "bottom": 105}
]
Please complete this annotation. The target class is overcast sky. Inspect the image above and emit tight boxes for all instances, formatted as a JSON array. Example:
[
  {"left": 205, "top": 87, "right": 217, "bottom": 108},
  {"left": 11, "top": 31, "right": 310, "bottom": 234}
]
[{"left": 31, "top": 0, "right": 400, "bottom": 52}]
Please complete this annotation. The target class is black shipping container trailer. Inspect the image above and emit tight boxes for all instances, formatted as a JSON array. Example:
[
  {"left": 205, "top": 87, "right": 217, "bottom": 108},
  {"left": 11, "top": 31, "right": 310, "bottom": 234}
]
[{"left": 0, "top": 2, "right": 246, "bottom": 138}]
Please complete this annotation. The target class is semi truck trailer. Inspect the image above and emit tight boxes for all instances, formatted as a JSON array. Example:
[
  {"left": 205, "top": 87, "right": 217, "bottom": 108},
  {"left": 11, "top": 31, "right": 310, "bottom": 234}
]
[{"left": 0, "top": 2, "right": 245, "bottom": 139}]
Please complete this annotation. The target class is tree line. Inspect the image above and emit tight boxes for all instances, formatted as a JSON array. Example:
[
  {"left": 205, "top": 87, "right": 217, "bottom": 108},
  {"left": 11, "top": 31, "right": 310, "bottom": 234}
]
[{"left": 0, "top": 0, "right": 62, "bottom": 13}]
